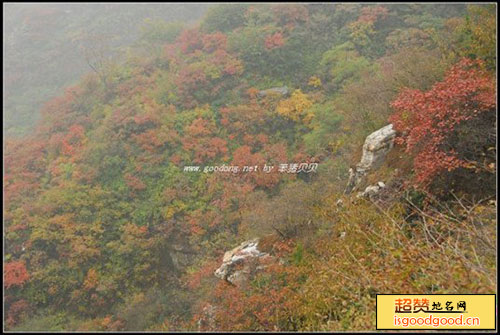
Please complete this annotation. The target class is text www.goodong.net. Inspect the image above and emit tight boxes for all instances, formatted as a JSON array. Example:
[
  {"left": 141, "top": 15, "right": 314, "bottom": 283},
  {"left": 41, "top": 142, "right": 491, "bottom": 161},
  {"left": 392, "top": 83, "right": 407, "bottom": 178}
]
[{"left": 394, "top": 314, "right": 480, "bottom": 328}]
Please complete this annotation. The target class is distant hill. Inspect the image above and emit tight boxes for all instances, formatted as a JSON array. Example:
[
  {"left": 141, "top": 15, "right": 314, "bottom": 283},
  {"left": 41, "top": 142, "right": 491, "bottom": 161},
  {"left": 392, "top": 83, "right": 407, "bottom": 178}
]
[{"left": 3, "top": 3, "right": 210, "bottom": 136}]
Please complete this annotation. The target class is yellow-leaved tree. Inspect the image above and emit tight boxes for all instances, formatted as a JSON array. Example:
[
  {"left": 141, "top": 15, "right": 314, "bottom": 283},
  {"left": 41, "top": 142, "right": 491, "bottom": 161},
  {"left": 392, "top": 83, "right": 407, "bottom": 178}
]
[{"left": 276, "top": 89, "right": 313, "bottom": 123}]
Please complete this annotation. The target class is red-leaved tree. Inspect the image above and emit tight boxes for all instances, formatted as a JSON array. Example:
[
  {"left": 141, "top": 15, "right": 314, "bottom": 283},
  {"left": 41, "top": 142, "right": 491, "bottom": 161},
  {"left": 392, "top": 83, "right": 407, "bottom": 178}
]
[
  {"left": 4, "top": 261, "right": 29, "bottom": 289},
  {"left": 389, "top": 58, "right": 496, "bottom": 192}
]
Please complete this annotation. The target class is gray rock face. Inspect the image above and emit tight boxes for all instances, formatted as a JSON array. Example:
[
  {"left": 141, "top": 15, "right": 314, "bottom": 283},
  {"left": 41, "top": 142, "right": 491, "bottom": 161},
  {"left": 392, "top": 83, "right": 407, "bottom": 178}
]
[
  {"left": 214, "top": 239, "right": 273, "bottom": 286},
  {"left": 345, "top": 124, "right": 396, "bottom": 194},
  {"left": 257, "top": 86, "right": 289, "bottom": 98}
]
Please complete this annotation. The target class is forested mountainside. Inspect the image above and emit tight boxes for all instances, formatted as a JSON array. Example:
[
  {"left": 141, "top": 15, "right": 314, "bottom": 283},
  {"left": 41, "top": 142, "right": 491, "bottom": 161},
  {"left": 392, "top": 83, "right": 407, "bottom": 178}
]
[
  {"left": 3, "top": 3, "right": 210, "bottom": 136},
  {"left": 3, "top": 3, "right": 496, "bottom": 331}
]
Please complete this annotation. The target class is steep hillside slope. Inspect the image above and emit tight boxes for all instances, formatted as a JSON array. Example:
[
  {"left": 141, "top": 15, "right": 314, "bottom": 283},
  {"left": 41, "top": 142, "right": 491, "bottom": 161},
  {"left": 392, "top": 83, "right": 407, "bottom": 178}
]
[{"left": 4, "top": 3, "right": 496, "bottom": 331}]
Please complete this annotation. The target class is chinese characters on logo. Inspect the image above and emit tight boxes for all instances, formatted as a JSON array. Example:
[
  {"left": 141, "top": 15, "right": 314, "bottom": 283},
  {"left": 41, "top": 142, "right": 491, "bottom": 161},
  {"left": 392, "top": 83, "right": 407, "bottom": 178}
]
[{"left": 395, "top": 298, "right": 467, "bottom": 313}]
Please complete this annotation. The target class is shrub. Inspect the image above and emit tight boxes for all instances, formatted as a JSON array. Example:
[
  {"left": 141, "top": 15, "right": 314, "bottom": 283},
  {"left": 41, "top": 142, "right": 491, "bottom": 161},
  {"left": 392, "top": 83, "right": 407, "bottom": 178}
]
[{"left": 389, "top": 58, "right": 496, "bottom": 195}]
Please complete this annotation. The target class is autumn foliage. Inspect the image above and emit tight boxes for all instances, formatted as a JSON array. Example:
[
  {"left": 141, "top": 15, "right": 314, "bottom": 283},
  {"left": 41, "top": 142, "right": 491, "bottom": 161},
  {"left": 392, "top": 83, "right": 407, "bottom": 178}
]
[
  {"left": 389, "top": 58, "right": 496, "bottom": 189},
  {"left": 3, "top": 3, "right": 496, "bottom": 332},
  {"left": 264, "top": 32, "right": 285, "bottom": 50},
  {"left": 4, "top": 261, "right": 29, "bottom": 289},
  {"left": 276, "top": 89, "right": 313, "bottom": 123}
]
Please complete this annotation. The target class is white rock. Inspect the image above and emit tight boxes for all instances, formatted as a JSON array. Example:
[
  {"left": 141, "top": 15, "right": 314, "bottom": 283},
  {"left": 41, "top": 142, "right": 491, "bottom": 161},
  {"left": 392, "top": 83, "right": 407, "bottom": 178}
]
[
  {"left": 345, "top": 124, "right": 396, "bottom": 193},
  {"left": 356, "top": 184, "right": 384, "bottom": 198},
  {"left": 214, "top": 239, "right": 272, "bottom": 286},
  {"left": 357, "top": 124, "right": 396, "bottom": 171}
]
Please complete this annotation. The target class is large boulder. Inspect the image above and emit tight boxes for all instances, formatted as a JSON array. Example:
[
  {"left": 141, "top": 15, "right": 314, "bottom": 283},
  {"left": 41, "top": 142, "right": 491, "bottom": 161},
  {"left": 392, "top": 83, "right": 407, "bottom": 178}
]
[
  {"left": 214, "top": 239, "right": 273, "bottom": 286},
  {"left": 358, "top": 124, "right": 396, "bottom": 171},
  {"left": 345, "top": 124, "right": 396, "bottom": 193}
]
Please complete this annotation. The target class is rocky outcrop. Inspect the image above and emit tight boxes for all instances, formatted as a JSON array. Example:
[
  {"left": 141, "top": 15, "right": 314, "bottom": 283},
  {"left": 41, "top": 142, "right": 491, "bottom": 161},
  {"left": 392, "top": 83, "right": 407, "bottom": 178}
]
[
  {"left": 356, "top": 181, "right": 386, "bottom": 199},
  {"left": 202, "top": 239, "right": 273, "bottom": 329},
  {"left": 214, "top": 239, "right": 273, "bottom": 286},
  {"left": 257, "top": 86, "right": 289, "bottom": 98},
  {"left": 358, "top": 125, "right": 396, "bottom": 171},
  {"left": 345, "top": 124, "right": 396, "bottom": 194}
]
